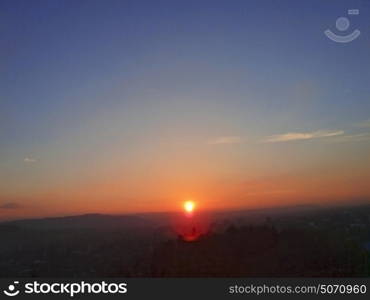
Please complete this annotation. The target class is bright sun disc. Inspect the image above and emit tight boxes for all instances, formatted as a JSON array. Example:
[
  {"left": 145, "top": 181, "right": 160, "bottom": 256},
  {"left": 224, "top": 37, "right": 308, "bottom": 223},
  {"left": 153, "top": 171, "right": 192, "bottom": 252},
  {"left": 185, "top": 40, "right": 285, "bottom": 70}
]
[{"left": 184, "top": 201, "right": 195, "bottom": 213}]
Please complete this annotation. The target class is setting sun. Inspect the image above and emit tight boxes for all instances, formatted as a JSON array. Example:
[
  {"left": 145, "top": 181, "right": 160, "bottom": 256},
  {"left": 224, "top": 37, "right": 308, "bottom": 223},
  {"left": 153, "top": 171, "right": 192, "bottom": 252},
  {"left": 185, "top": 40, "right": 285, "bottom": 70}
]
[{"left": 183, "top": 201, "right": 195, "bottom": 213}]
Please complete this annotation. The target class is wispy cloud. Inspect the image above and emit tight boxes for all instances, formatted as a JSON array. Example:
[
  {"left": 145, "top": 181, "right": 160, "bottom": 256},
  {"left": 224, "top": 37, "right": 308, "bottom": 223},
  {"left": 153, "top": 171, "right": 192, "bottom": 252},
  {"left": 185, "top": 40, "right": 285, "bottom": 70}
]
[
  {"left": 24, "top": 157, "right": 37, "bottom": 163},
  {"left": 262, "top": 130, "right": 344, "bottom": 143},
  {"left": 328, "top": 132, "right": 370, "bottom": 143},
  {"left": 245, "top": 189, "right": 295, "bottom": 196},
  {"left": 355, "top": 119, "right": 370, "bottom": 128},
  {"left": 207, "top": 136, "right": 243, "bottom": 145},
  {"left": 0, "top": 202, "right": 21, "bottom": 209}
]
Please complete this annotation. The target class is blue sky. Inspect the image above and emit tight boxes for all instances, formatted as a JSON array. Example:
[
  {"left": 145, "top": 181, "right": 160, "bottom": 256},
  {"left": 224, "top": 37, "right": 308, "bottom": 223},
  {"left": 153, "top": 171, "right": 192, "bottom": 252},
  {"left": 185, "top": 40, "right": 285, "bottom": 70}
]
[{"left": 1, "top": 0, "right": 370, "bottom": 219}]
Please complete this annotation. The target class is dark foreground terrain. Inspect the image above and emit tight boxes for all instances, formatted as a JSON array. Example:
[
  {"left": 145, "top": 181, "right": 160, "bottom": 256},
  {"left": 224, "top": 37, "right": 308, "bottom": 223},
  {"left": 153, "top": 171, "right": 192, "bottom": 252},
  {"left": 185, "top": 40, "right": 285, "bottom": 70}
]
[{"left": 1, "top": 204, "right": 370, "bottom": 277}]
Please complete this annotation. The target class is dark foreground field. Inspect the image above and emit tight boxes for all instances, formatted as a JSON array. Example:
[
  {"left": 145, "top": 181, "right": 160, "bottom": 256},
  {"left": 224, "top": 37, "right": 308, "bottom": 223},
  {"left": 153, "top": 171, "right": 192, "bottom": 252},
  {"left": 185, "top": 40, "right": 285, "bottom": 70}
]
[{"left": 1, "top": 204, "right": 370, "bottom": 277}]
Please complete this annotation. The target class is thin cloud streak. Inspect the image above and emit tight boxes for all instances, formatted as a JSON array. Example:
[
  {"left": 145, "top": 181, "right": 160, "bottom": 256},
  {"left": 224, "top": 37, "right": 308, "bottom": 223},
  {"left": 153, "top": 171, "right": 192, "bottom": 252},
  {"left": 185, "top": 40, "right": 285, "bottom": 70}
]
[
  {"left": 24, "top": 157, "right": 37, "bottom": 163},
  {"left": 262, "top": 130, "right": 344, "bottom": 143},
  {"left": 0, "top": 202, "right": 21, "bottom": 209},
  {"left": 207, "top": 136, "right": 243, "bottom": 145},
  {"left": 328, "top": 132, "right": 370, "bottom": 143},
  {"left": 355, "top": 119, "right": 370, "bottom": 128}
]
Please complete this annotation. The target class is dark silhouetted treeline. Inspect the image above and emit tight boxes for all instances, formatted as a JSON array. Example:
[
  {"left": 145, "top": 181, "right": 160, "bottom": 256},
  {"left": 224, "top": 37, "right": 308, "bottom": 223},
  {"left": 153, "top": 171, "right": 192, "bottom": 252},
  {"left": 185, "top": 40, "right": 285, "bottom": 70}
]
[{"left": 1, "top": 205, "right": 370, "bottom": 277}]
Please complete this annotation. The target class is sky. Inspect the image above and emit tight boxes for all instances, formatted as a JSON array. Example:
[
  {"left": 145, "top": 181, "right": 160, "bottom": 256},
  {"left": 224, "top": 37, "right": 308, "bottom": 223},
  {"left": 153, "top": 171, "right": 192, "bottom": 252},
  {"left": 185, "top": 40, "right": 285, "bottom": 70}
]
[{"left": 1, "top": 0, "right": 370, "bottom": 220}]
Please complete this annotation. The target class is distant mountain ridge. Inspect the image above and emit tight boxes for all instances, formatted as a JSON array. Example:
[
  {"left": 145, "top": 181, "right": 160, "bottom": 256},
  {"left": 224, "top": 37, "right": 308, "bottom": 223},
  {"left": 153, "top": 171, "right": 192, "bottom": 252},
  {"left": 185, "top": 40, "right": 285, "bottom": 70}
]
[{"left": 1, "top": 213, "right": 157, "bottom": 230}]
